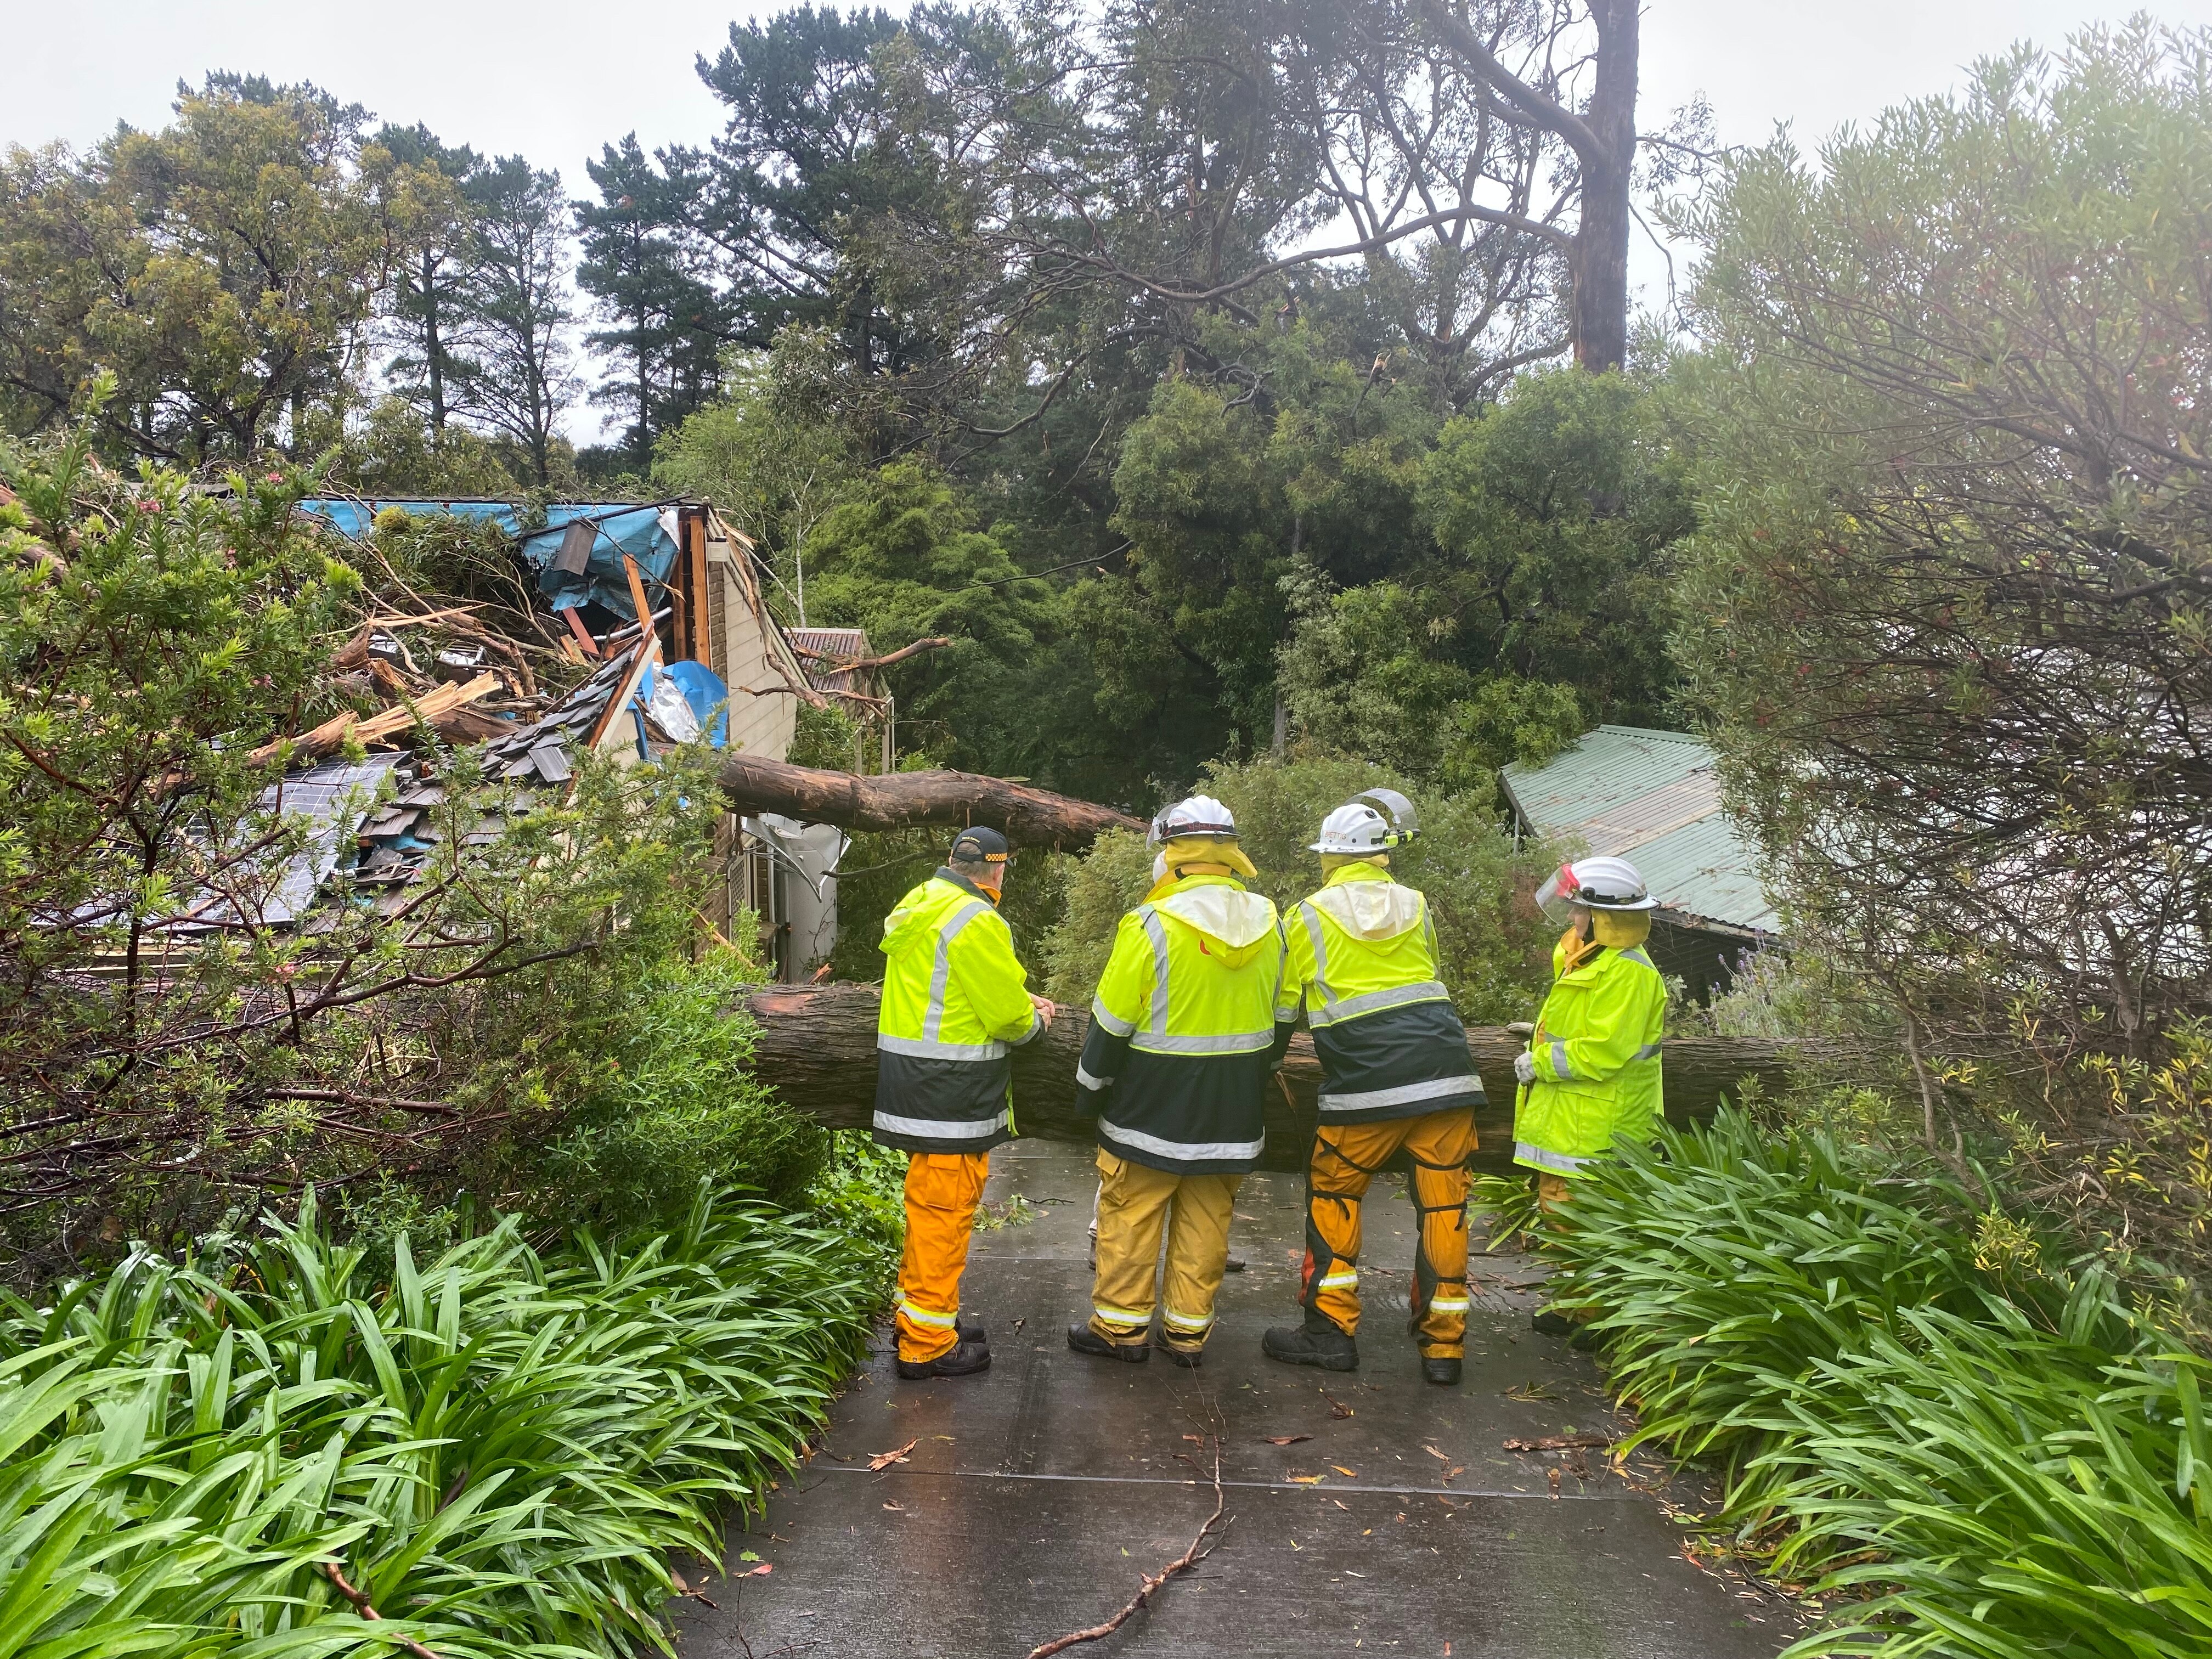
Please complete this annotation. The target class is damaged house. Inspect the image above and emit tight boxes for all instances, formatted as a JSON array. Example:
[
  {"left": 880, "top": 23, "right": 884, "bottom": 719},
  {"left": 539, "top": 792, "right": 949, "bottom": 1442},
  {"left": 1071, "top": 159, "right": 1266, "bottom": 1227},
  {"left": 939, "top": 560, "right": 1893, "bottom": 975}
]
[{"left": 266, "top": 496, "right": 857, "bottom": 978}]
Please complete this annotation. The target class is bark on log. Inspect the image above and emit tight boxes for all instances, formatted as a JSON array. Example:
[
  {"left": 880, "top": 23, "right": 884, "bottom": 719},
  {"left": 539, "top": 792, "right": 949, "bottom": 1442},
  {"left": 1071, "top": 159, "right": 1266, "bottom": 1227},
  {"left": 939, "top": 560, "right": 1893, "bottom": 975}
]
[
  {"left": 717, "top": 754, "right": 1143, "bottom": 851},
  {"left": 743, "top": 983, "right": 1815, "bottom": 1174}
]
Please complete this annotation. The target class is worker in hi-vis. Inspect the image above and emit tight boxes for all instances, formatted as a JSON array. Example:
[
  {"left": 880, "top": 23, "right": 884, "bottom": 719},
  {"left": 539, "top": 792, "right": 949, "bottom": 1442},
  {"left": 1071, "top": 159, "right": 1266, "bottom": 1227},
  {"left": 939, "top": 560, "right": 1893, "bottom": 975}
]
[
  {"left": 1513, "top": 854, "right": 1665, "bottom": 1335},
  {"left": 873, "top": 826, "right": 1055, "bottom": 1379},
  {"left": 1262, "top": 790, "right": 1487, "bottom": 1386},
  {"left": 1069, "top": 796, "right": 1294, "bottom": 1367}
]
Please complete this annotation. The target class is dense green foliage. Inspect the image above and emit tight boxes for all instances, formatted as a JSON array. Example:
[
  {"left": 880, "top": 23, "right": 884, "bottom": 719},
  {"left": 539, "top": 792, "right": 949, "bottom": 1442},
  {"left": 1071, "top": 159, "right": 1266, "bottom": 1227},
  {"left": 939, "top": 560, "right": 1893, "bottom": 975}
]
[
  {"left": 0, "top": 1181, "right": 891, "bottom": 1659},
  {"left": 1671, "top": 22, "right": 2212, "bottom": 1279},
  {"left": 1551, "top": 1114, "right": 2212, "bottom": 1656},
  {"left": 0, "top": 421, "right": 831, "bottom": 1273}
]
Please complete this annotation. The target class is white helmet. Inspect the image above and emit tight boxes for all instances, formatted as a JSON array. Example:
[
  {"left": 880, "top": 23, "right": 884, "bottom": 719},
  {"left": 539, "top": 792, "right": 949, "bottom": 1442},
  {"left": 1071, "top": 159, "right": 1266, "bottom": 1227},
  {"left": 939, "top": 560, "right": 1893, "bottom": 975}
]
[
  {"left": 1534, "top": 855, "right": 1660, "bottom": 926},
  {"left": 1151, "top": 794, "right": 1238, "bottom": 843},
  {"left": 1309, "top": 788, "right": 1419, "bottom": 855}
]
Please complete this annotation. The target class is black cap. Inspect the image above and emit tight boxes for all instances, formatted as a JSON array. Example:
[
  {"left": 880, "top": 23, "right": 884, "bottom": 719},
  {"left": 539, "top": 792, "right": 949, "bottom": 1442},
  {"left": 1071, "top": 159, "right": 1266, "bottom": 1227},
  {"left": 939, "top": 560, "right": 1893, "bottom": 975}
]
[{"left": 949, "top": 825, "right": 1011, "bottom": 864}]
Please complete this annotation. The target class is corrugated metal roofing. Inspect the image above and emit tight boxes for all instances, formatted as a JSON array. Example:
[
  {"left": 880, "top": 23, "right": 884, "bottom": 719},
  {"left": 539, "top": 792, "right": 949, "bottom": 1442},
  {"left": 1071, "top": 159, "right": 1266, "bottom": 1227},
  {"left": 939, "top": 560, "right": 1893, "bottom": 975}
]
[
  {"left": 1500, "top": 725, "right": 1778, "bottom": 934},
  {"left": 786, "top": 627, "right": 880, "bottom": 698}
]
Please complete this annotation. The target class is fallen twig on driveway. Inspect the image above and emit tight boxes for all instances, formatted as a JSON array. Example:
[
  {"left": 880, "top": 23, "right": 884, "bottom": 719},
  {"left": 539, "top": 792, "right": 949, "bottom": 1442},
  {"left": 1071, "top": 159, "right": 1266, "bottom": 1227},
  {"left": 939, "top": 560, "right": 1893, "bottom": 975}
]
[
  {"left": 1024, "top": 1434, "right": 1229, "bottom": 1658},
  {"left": 1503, "top": 1432, "right": 1618, "bottom": 1452}
]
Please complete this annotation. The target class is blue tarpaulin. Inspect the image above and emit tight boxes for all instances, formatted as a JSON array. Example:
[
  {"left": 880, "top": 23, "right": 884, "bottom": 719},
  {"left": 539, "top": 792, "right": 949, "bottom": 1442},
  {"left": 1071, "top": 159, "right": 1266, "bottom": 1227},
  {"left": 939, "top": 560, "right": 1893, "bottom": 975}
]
[{"left": 300, "top": 498, "right": 681, "bottom": 623}]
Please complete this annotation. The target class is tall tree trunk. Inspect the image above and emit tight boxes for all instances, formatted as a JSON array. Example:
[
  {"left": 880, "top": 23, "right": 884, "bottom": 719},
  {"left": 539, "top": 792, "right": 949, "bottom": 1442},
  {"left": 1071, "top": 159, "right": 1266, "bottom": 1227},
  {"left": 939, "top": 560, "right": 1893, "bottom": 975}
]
[
  {"left": 1571, "top": 0, "right": 1638, "bottom": 373},
  {"left": 424, "top": 251, "right": 447, "bottom": 430}
]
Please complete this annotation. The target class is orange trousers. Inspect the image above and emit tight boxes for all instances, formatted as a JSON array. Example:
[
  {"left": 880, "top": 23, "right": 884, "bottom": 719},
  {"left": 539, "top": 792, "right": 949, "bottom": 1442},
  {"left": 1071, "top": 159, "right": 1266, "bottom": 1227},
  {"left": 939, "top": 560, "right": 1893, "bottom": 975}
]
[
  {"left": 895, "top": 1151, "right": 989, "bottom": 1363},
  {"left": 1299, "top": 1108, "right": 1476, "bottom": 1359}
]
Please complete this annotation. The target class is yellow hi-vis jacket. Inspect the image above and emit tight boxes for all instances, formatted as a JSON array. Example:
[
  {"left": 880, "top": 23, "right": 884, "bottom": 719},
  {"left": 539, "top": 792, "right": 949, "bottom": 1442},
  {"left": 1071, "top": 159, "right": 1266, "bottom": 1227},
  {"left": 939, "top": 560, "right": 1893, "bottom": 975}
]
[
  {"left": 1285, "top": 862, "right": 1485, "bottom": 1123},
  {"left": 1513, "top": 934, "right": 1664, "bottom": 1177},
  {"left": 873, "top": 869, "right": 1041, "bottom": 1153},
  {"left": 1075, "top": 872, "right": 1294, "bottom": 1175}
]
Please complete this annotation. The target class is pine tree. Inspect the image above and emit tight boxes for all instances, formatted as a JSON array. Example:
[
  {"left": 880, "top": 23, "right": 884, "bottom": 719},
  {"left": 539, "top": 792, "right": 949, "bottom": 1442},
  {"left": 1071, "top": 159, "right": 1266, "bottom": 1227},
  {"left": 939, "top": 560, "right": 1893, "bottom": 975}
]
[{"left": 574, "top": 136, "right": 724, "bottom": 463}]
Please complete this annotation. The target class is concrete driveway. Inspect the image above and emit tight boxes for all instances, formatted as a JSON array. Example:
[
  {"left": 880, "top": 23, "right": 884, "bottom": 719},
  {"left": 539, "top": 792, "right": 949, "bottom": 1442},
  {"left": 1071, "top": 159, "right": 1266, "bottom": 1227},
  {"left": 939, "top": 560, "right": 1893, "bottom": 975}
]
[{"left": 673, "top": 1139, "right": 1795, "bottom": 1658}]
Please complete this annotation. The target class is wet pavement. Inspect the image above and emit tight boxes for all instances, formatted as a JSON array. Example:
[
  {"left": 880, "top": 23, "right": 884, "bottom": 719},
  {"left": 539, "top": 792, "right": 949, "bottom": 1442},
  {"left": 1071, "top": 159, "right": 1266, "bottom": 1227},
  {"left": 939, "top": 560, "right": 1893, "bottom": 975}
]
[{"left": 673, "top": 1141, "right": 1793, "bottom": 1658}]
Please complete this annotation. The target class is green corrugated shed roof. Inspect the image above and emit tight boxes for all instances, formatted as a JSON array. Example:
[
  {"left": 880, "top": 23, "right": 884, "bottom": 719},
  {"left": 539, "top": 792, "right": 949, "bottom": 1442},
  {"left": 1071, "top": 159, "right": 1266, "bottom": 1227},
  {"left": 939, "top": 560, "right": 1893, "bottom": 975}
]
[{"left": 1499, "top": 725, "right": 1778, "bottom": 935}]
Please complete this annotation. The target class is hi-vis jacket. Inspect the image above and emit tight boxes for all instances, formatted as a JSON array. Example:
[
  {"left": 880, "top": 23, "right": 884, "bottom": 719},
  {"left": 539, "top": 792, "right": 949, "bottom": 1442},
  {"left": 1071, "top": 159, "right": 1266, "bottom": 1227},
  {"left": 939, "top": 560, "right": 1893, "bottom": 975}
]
[
  {"left": 873, "top": 869, "right": 1041, "bottom": 1154},
  {"left": 1284, "top": 864, "right": 1485, "bottom": 1124},
  {"left": 1513, "top": 934, "right": 1665, "bottom": 1177},
  {"left": 1076, "top": 872, "right": 1294, "bottom": 1176}
]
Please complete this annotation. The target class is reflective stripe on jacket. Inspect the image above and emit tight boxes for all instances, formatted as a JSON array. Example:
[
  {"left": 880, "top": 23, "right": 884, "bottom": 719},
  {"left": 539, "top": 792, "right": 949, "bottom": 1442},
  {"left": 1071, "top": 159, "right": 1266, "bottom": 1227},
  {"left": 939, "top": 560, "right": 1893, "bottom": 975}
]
[
  {"left": 1284, "top": 864, "right": 1485, "bottom": 1123},
  {"left": 1075, "top": 873, "right": 1293, "bottom": 1175},
  {"left": 1511, "top": 936, "right": 1664, "bottom": 1177},
  {"left": 873, "top": 870, "right": 1040, "bottom": 1152}
]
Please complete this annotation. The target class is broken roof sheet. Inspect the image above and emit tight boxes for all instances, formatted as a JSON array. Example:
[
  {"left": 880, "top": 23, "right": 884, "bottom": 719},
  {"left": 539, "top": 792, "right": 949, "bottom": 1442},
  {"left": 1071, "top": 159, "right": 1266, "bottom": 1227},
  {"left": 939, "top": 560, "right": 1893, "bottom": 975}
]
[
  {"left": 1500, "top": 725, "right": 1779, "bottom": 935},
  {"left": 786, "top": 626, "right": 881, "bottom": 698},
  {"left": 298, "top": 498, "right": 681, "bottom": 623}
]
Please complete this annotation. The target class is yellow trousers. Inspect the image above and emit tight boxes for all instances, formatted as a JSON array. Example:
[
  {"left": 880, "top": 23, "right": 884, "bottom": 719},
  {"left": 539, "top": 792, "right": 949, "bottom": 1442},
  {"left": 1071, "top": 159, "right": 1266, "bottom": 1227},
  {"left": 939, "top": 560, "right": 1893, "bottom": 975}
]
[
  {"left": 1087, "top": 1152, "right": 1240, "bottom": 1355},
  {"left": 895, "top": 1152, "right": 989, "bottom": 1363},
  {"left": 1301, "top": 1108, "right": 1475, "bottom": 1359},
  {"left": 1532, "top": 1171, "right": 1596, "bottom": 1323}
]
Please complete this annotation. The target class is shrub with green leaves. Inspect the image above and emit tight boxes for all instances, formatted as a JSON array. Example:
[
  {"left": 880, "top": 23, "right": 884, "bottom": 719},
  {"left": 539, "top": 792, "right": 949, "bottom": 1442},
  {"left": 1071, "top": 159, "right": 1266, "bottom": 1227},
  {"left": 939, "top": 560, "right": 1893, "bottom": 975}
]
[
  {"left": 1549, "top": 1113, "right": 2212, "bottom": 1657},
  {"left": 0, "top": 1180, "right": 890, "bottom": 1659}
]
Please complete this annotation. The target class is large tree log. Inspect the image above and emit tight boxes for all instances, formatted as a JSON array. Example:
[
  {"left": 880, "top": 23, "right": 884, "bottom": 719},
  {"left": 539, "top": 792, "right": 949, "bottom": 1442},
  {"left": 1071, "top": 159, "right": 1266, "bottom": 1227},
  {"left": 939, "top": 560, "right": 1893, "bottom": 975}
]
[
  {"left": 743, "top": 983, "right": 1816, "bottom": 1174},
  {"left": 717, "top": 754, "right": 1142, "bottom": 851}
]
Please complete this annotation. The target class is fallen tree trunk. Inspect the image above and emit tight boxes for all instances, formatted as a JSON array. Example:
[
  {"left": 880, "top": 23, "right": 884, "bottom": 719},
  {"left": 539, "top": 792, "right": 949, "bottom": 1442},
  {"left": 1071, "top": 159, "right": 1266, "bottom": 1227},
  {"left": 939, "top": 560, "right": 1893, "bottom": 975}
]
[
  {"left": 744, "top": 983, "right": 1816, "bottom": 1173},
  {"left": 716, "top": 754, "right": 1143, "bottom": 851}
]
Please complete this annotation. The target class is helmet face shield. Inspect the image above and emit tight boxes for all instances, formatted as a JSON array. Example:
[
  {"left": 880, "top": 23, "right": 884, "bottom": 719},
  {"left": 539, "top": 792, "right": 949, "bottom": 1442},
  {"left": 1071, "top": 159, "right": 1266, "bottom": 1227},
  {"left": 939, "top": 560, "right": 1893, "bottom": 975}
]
[
  {"left": 1538, "top": 854, "right": 1660, "bottom": 922},
  {"left": 1535, "top": 862, "right": 1582, "bottom": 929}
]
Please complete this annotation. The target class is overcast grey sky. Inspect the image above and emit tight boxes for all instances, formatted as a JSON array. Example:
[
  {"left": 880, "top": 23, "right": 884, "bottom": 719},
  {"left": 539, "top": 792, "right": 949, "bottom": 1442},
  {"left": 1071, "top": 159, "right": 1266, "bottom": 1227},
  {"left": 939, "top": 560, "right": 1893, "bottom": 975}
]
[{"left": 10, "top": 1, "right": 2207, "bottom": 439}]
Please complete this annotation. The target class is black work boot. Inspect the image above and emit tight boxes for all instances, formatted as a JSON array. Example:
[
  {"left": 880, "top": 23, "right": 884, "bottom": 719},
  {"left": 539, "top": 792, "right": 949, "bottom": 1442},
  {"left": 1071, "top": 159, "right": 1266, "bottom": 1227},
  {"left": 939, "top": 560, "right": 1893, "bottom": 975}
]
[
  {"left": 1224, "top": 1252, "right": 1247, "bottom": 1274},
  {"left": 957, "top": 1316, "right": 988, "bottom": 1347},
  {"left": 1153, "top": 1336, "right": 1204, "bottom": 1369},
  {"left": 1422, "top": 1355, "right": 1463, "bottom": 1386},
  {"left": 896, "top": 1337, "right": 991, "bottom": 1380},
  {"left": 1066, "top": 1324, "right": 1150, "bottom": 1363},
  {"left": 1261, "top": 1312, "right": 1359, "bottom": 1372}
]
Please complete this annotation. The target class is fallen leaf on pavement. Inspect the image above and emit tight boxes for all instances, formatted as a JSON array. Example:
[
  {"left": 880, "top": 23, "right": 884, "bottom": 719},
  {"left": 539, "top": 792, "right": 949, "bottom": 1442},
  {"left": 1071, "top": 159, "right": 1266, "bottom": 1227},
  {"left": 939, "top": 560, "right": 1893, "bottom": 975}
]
[
  {"left": 736, "top": 1563, "right": 774, "bottom": 1576},
  {"left": 868, "top": 1438, "right": 919, "bottom": 1470},
  {"left": 1261, "top": 1434, "right": 1312, "bottom": 1446},
  {"left": 1503, "top": 1433, "right": 1617, "bottom": 1452},
  {"left": 1330, "top": 1465, "right": 1357, "bottom": 1477},
  {"left": 1319, "top": 1388, "right": 1355, "bottom": 1419},
  {"left": 1423, "top": 1444, "right": 1449, "bottom": 1461},
  {"left": 1548, "top": 1468, "right": 1562, "bottom": 1498},
  {"left": 1446, "top": 1466, "right": 1466, "bottom": 1482},
  {"left": 882, "top": 1502, "right": 904, "bottom": 1513},
  {"left": 1503, "top": 1382, "right": 1559, "bottom": 1402},
  {"left": 1331, "top": 1499, "right": 1350, "bottom": 1510},
  {"left": 1286, "top": 1472, "right": 1325, "bottom": 1485}
]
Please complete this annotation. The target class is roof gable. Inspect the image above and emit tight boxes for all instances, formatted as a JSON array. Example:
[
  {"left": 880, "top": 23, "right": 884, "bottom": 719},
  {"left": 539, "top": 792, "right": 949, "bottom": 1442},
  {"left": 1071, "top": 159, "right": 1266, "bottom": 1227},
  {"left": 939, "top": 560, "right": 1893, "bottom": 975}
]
[{"left": 1501, "top": 726, "right": 1778, "bottom": 934}]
